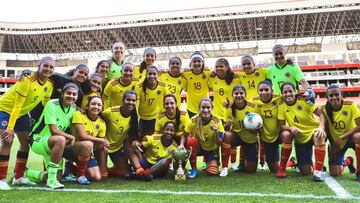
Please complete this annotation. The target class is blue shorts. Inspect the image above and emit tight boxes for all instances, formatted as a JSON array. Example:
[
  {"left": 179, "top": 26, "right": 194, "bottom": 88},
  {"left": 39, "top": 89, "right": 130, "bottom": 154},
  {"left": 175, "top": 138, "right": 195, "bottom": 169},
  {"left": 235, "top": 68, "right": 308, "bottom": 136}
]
[
  {"left": 328, "top": 137, "right": 355, "bottom": 166},
  {"left": 0, "top": 111, "right": 31, "bottom": 132},
  {"left": 140, "top": 157, "right": 154, "bottom": 169},
  {"left": 197, "top": 146, "right": 219, "bottom": 162},
  {"left": 263, "top": 138, "right": 280, "bottom": 163},
  {"left": 139, "top": 118, "right": 156, "bottom": 135},
  {"left": 232, "top": 134, "right": 258, "bottom": 162},
  {"left": 88, "top": 158, "right": 98, "bottom": 168},
  {"left": 295, "top": 140, "right": 314, "bottom": 166},
  {"left": 108, "top": 148, "right": 125, "bottom": 162}
]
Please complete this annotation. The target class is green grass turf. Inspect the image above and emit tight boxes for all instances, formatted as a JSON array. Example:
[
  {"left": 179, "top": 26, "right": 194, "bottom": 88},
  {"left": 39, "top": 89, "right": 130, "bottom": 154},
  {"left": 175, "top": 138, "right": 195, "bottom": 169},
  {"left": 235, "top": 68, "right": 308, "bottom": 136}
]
[{"left": 2, "top": 137, "right": 360, "bottom": 203}]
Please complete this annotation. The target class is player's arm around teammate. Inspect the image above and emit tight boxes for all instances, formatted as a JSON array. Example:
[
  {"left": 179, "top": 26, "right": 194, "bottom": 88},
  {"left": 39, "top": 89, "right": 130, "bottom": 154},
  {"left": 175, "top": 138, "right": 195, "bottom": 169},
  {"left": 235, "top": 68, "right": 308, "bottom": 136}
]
[
  {"left": 29, "top": 83, "right": 78, "bottom": 189},
  {"left": 70, "top": 96, "right": 109, "bottom": 182},
  {"left": 0, "top": 57, "right": 54, "bottom": 190},
  {"left": 220, "top": 85, "right": 259, "bottom": 176},
  {"left": 322, "top": 85, "right": 360, "bottom": 180},
  {"left": 277, "top": 82, "right": 326, "bottom": 181},
  {"left": 179, "top": 98, "right": 224, "bottom": 178}
]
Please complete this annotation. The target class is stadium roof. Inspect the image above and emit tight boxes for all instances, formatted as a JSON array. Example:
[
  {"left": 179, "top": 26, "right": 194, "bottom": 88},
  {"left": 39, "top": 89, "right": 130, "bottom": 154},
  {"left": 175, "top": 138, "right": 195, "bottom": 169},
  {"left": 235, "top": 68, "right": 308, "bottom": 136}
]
[{"left": 0, "top": 0, "right": 359, "bottom": 54}]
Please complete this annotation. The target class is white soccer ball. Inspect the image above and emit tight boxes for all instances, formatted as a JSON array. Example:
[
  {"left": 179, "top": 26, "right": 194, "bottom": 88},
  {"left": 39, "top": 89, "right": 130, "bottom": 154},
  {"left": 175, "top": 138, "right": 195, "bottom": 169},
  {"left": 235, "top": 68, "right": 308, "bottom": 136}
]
[{"left": 243, "top": 113, "right": 263, "bottom": 130}]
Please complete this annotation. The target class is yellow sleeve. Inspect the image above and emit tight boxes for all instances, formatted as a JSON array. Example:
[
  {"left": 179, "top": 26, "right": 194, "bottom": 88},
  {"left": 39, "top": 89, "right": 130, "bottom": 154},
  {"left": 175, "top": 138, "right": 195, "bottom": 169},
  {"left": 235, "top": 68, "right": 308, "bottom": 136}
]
[
  {"left": 352, "top": 103, "right": 360, "bottom": 121},
  {"left": 7, "top": 79, "right": 30, "bottom": 130},
  {"left": 142, "top": 135, "right": 152, "bottom": 148},
  {"left": 154, "top": 117, "right": 162, "bottom": 134},
  {"left": 72, "top": 111, "right": 83, "bottom": 124},
  {"left": 223, "top": 108, "right": 231, "bottom": 123},
  {"left": 184, "top": 119, "right": 193, "bottom": 134},
  {"left": 278, "top": 103, "right": 285, "bottom": 121},
  {"left": 217, "top": 119, "right": 225, "bottom": 133}
]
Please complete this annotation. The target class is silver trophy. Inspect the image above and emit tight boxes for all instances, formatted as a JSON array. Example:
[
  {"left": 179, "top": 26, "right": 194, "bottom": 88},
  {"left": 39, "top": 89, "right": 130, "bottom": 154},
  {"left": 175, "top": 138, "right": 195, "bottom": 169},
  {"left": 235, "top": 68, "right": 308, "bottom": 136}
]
[{"left": 170, "top": 148, "right": 191, "bottom": 181}]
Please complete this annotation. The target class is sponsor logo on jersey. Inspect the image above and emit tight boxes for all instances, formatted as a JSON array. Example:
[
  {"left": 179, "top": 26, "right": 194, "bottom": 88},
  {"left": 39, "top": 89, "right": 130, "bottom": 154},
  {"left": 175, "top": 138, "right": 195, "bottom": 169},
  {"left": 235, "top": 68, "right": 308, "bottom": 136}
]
[
  {"left": 177, "top": 80, "right": 181, "bottom": 85},
  {"left": 297, "top": 105, "right": 302, "bottom": 111},
  {"left": 255, "top": 72, "right": 260, "bottom": 77},
  {"left": 285, "top": 72, "right": 291, "bottom": 78},
  {"left": 157, "top": 90, "right": 162, "bottom": 95},
  {"left": 1, "top": 120, "right": 8, "bottom": 127},
  {"left": 342, "top": 111, "right": 348, "bottom": 116},
  {"left": 96, "top": 124, "right": 100, "bottom": 129},
  {"left": 44, "top": 87, "right": 48, "bottom": 92},
  {"left": 272, "top": 101, "right": 277, "bottom": 106}
]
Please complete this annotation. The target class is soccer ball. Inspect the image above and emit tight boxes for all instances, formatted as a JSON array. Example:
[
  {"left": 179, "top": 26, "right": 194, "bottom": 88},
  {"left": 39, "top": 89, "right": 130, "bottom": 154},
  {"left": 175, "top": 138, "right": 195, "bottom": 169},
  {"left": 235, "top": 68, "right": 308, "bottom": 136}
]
[{"left": 243, "top": 113, "right": 263, "bottom": 130}]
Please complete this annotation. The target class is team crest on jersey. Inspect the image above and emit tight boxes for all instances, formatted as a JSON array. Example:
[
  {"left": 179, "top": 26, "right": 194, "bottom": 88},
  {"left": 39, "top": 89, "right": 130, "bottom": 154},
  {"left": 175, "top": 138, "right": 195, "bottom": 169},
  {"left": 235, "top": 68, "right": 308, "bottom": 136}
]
[
  {"left": 202, "top": 74, "right": 206, "bottom": 79},
  {"left": 157, "top": 90, "right": 162, "bottom": 95},
  {"left": 297, "top": 105, "right": 302, "bottom": 111},
  {"left": 342, "top": 111, "right": 348, "bottom": 116},
  {"left": 33, "top": 88, "right": 36, "bottom": 91},
  {"left": 245, "top": 111, "right": 250, "bottom": 115},
  {"left": 177, "top": 80, "right": 181, "bottom": 85},
  {"left": 258, "top": 105, "right": 262, "bottom": 108},
  {"left": 44, "top": 87, "right": 48, "bottom": 92},
  {"left": 255, "top": 72, "right": 260, "bottom": 77},
  {"left": 96, "top": 124, "right": 100, "bottom": 129},
  {"left": 285, "top": 72, "right": 291, "bottom": 78},
  {"left": 1, "top": 120, "right": 8, "bottom": 127},
  {"left": 272, "top": 101, "right": 277, "bottom": 106},
  {"left": 190, "top": 77, "right": 193, "bottom": 80}
]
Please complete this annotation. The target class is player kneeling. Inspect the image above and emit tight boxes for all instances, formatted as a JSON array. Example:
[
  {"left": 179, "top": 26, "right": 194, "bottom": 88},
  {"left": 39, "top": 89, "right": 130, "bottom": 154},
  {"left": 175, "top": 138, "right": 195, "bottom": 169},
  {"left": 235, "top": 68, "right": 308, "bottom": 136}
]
[
  {"left": 277, "top": 83, "right": 326, "bottom": 181},
  {"left": 179, "top": 98, "right": 224, "bottom": 178},
  {"left": 29, "top": 83, "right": 78, "bottom": 189},
  {"left": 220, "top": 85, "right": 260, "bottom": 176}
]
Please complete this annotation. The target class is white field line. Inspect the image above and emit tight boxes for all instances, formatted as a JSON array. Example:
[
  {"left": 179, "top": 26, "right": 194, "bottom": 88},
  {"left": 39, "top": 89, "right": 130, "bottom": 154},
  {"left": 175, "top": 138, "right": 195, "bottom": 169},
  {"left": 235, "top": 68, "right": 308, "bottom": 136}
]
[
  {"left": 14, "top": 187, "right": 360, "bottom": 200},
  {"left": 324, "top": 176, "right": 354, "bottom": 199}
]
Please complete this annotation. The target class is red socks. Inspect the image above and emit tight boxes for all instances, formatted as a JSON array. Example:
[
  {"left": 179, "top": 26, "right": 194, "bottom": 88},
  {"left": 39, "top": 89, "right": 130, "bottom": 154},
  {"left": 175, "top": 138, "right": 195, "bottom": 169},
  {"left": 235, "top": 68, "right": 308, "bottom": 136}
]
[{"left": 221, "top": 143, "right": 231, "bottom": 168}]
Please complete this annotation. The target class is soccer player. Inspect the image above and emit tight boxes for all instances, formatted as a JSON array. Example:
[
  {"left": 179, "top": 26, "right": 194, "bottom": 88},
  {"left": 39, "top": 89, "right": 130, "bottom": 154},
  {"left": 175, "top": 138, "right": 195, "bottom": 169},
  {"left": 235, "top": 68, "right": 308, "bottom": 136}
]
[
  {"left": 220, "top": 85, "right": 259, "bottom": 177},
  {"left": 102, "top": 91, "right": 141, "bottom": 179},
  {"left": 134, "top": 48, "right": 156, "bottom": 82},
  {"left": 135, "top": 66, "right": 167, "bottom": 137},
  {"left": 29, "top": 83, "right": 78, "bottom": 189},
  {"left": 136, "top": 121, "right": 178, "bottom": 180},
  {"left": 253, "top": 80, "right": 283, "bottom": 172},
  {"left": 266, "top": 44, "right": 315, "bottom": 102},
  {"left": 239, "top": 54, "right": 272, "bottom": 171},
  {"left": 0, "top": 57, "right": 54, "bottom": 190},
  {"left": 237, "top": 55, "right": 267, "bottom": 100},
  {"left": 277, "top": 82, "right": 326, "bottom": 181},
  {"left": 179, "top": 98, "right": 224, "bottom": 178},
  {"left": 70, "top": 96, "right": 108, "bottom": 182},
  {"left": 107, "top": 40, "right": 125, "bottom": 80},
  {"left": 94, "top": 60, "right": 110, "bottom": 88},
  {"left": 159, "top": 56, "right": 185, "bottom": 108},
  {"left": 209, "top": 58, "right": 240, "bottom": 171},
  {"left": 322, "top": 85, "right": 360, "bottom": 180},
  {"left": 102, "top": 62, "right": 139, "bottom": 109},
  {"left": 155, "top": 94, "right": 190, "bottom": 144},
  {"left": 182, "top": 51, "right": 211, "bottom": 118},
  {"left": 81, "top": 73, "right": 103, "bottom": 109}
]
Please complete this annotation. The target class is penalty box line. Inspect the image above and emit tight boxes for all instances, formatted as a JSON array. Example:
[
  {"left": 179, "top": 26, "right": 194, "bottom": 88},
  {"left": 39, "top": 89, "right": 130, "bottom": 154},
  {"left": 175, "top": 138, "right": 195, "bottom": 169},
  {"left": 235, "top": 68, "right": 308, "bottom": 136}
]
[
  {"left": 324, "top": 176, "right": 354, "bottom": 199},
  {"left": 14, "top": 187, "right": 360, "bottom": 200}
]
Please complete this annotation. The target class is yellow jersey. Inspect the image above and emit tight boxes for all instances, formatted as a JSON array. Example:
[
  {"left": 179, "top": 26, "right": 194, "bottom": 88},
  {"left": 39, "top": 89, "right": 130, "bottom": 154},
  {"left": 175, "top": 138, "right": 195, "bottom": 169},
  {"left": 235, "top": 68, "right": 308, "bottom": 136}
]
[
  {"left": 71, "top": 111, "right": 106, "bottom": 140},
  {"left": 209, "top": 74, "right": 241, "bottom": 119},
  {"left": 102, "top": 77, "right": 139, "bottom": 109},
  {"left": 224, "top": 101, "right": 259, "bottom": 144},
  {"left": 155, "top": 110, "right": 190, "bottom": 137},
  {"left": 254, "top": 96, "right": 283, "bottom": 143},
  {"left": 81, "top": 91, "right": 101, "bottom": 109},
  {"left": 0, "top": 73, "right": 53, "bottom": 130},
  {"left": 236, "top": 68, "right": 268, "bottom": 100},
  {"left": 142, "top": 134, "right": 177, "bottom": 164},
  {"left": 135, "top": 81, "right": 168, "bottom": 120},
  {"left": 321, "top": 101, "right": 360, "bottom": 149},
  {"left": 181, "top": 69, "right": 211, "bottom": 113},
  {"left": 133, "top": 66, "right": 146, "bottom": 83},
  {"left": 102, "top": 106, "right": 131, "bottom": 153},
  {"left": 184, "top": 115, "right": 224, "bottom": 151},
  {"left": 159, "top": 72, "right": 186, "bottom": 108},
  {"left": 278, "top": 97, "right": 319, "bottom": 144}
]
